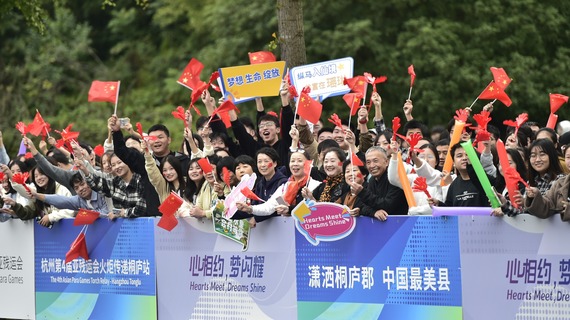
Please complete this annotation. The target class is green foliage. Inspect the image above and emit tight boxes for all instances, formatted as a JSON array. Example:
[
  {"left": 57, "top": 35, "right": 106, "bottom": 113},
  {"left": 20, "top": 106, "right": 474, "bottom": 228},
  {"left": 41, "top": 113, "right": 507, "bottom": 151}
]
[{"left": 1, "top": 0, "right": 570, "bottom": 156}]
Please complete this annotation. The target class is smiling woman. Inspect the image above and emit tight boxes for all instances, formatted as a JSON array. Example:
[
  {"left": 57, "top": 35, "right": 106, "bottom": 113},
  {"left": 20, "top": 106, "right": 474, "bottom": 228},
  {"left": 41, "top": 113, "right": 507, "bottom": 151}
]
[{"left": 528, "top": 139, "right": 564, "bottom": 195}]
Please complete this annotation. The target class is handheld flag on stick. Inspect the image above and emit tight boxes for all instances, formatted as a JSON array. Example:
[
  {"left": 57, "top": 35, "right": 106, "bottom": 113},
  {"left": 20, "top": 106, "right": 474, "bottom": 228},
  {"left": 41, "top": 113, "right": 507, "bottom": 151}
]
[
  {"left": 490, "top": 67, "right": 511, "bottom": 90},
  {"left": 157, "top": 192, "right": 184, "bottom": 231},
  {"left": 364, "top": 72, "right": 387, "bottom": 93},
  {"left": 547, "top": 93, "right": 569, "bottom": 129},
  {"left": 177, "top": 58, "right": 209, "bottom": 107},
  {"left": 177, "top": 58, "right": 205, "bottom": 90},
  {"left": 240, "top": 186, "right": 265, "bottom": 203},
  {"left": 550, "top": 93, "right": 569, "bottom": 113},
  {"left": 222, "top": 167, "right": 231, "bottom": 187},
  {"left": 478, "top": 81, "right": 512, "bottom": 107},
  {"left": 344, "top": 76, "right": 367, "bottom": 95},
  {"left": 28, "top": 110, "right": 50, "bottom": 137},
  {"left": 297, "top": 88, "right": 322, "bottom": 124},
  {"left": 55, "top": 124, "right": 80, "bottom": 154},
  {"left": 285, "top": 71, "right": 298, "bottom": 98},
  {"left": 135, "top": 122, "right": 158, "bottom": 143},
  {"left": 248, "top": 51, "right": 276, "bottom": 64},
  {"left": 206, "top": 100, "right": 240, "bottom": 127},
  {"left": 88, "top": 81, "right": 121, "bottom": 115},
  {"left": 74, "top": 209, "right": 100, "bottom": 226},
  {"left": 343, "top": 93, "right": 363, "bottom": 116},
  {"left": 65, "top": 227, "right": 89, "bottom": 264},
  {"left": 407, "top": 65, "right": 416, "bottom": 100},
  {"left": 197, "top": 157, "right": 216, "bottom": 183}
]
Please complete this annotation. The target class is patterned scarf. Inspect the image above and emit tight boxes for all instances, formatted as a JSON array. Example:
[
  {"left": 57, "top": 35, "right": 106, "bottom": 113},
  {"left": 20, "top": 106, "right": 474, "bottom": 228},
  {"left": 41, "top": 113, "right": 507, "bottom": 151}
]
[{"left": 319, "top": 174, "right": 344, "bottom": 202}]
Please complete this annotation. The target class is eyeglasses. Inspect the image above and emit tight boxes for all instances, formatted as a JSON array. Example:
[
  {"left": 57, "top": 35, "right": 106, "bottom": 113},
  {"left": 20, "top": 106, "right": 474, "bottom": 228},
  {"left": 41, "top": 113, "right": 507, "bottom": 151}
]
[{"left": 258, "top": 123, "right": 276, "bottom": 129}]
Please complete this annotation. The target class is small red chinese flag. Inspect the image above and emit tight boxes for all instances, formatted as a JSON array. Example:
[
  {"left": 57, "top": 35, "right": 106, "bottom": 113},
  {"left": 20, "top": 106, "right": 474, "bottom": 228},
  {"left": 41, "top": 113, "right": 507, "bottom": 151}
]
[
  {"left": 158, "top": 214, "right": 178, "bottom": 231},
  {"left": 550, "top": 93, "right": 569, "bottom": 114},
  {"left": 297, "top": 92, "right": 322, "bottom": 124},
  {"left": 304, "top": 160, "right": 313, "bottom": 178},
  {"left": 490, "top": 67, "right": 511, "bottom": 90},
  {"left": 218, "top": 111, "right": 232, "bottom": 128},
  {"left": 408, "top": 65, "right": 416, "bottom": 87},
  {"left": 88, "top": 81, "right": 120, "bottom": 104},
  {"left": 73, "top": 209, "right": 100, "bottom": 226},
  {"left": 222, "top": 167, "right": 231, "bottom": 187},
  {"left": 197, "top": 158, "right": 214, "bottom": 174},
  {"left": 344, "top": 76, "right": 367, "bottom": 95},
  {"left": 158, "top": 192, "right": 184, "bottom": 216},
  {"left": 248, "top": 51, "right": 276, "bottom": 64},
  {"left": 343, "top": 93, "right": 363, "bottom": 116},
  {"left": 65, "top": 231, "right": 89, "bottom": 264},
  {"left": 351, "top": 152, "right": 364, "bottom": 166},
  {"left": 478, "top": 81, "right": 512, "bottom": 107},
  {"left": 240, "top": 186, "right": 263, "bottom": 202},
  {"left": 27, "top": 110, "right": 48, "bottom": 136},
  {"left": 177, "top": 58, "right": 206, "bottom": 90},
  {"left": 212, "top": 100, "right": 239, "bottom": 118}
]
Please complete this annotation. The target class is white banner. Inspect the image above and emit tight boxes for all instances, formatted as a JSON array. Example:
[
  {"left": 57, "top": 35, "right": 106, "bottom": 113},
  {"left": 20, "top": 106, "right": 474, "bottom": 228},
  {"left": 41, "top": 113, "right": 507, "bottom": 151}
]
[{"left": 0, "top": 219, "right": 36, "bottom": 320}]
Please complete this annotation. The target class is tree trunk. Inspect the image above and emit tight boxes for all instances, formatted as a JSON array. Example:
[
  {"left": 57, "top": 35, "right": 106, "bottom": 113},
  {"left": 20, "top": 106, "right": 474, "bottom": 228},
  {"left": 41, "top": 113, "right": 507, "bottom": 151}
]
[{"left": 277, "top": 0, "right": 307, "bottom": 69}]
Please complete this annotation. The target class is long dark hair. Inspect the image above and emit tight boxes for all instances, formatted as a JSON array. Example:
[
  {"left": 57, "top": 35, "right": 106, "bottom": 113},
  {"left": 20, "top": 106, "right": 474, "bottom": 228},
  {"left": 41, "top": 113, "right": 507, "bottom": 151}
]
[
  {"left": 31, "top": 166, "right": 56, "bottom": 215},
  {"left": 159, "top": 155, "right": 186, "bottom": 194},
  {"left": 184, "top": 158, "right": 205, "bottom": 203},
  {"left": 528, "top": 139, "right": 562, "bottom": 186}
]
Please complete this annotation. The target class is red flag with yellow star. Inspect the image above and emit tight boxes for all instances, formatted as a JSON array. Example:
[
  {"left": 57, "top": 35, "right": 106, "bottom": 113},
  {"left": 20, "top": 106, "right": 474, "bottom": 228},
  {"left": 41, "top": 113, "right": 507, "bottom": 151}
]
[
  {"left": 248, "top": 51, "right": 276, "bottom": 64},
  {"left": 478, "top": 81, "right": 512, "bottom": 107},
  {"left": 88, "top": 81, "right": 120, "bottom": 104},
  {"left": 297, "top": 92, "right": 322, "bottom": 123},
  {"left": 550, "top": 93, "right": 569, "bottom": 114},
  {"left": 73, "top": 208, "right": 100, "bottom": 226},
  {"left": 343, "top": 93, "right": 363, "bottom": 116},
  {"left": 490, "top": 67, "right": 511, "bottom": 90},
  {"left": 177, "top": 58, "right": 207, "bottom": 91},
  {"left": 344, "top": 76, "right": 367, "bottom": 95},
  {"left": 159, "top": 192, "right": 184, "bottom": 216}
]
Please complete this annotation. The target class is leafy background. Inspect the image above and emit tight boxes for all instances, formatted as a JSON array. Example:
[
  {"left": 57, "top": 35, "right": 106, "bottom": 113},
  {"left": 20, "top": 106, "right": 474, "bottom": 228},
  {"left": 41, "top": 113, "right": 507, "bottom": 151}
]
[{"left": 1, "top": 0, "right": 569, "bottom": 155}]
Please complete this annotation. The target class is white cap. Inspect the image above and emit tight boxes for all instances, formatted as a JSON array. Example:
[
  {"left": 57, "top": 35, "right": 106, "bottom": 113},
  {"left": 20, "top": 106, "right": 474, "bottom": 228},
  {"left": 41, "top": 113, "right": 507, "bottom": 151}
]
[{"left": 557, "top": 120, "right": 570, "bottom": 136}]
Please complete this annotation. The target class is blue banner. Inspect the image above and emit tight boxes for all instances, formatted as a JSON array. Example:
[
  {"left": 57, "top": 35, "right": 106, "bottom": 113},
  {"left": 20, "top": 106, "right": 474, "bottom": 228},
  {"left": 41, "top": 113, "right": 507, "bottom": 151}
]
[
  {"left": 34, "top": 218, "right": 156, "bottom": 320},
  {"left": 155, "top": 217, "right": 297, "bottom": 319},
  {"left": 296, "top": 216, "right": 463, "bottom": 319}
]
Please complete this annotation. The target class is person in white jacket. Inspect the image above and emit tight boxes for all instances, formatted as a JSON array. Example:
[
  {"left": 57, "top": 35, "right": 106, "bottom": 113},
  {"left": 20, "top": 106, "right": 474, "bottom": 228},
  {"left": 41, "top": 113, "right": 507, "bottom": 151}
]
[
  {"left": 236, "top": 151, "right": 321, "bottom": 217},
  {"left": 10, "top": 166, "right": 74, "bottom": 226}
]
